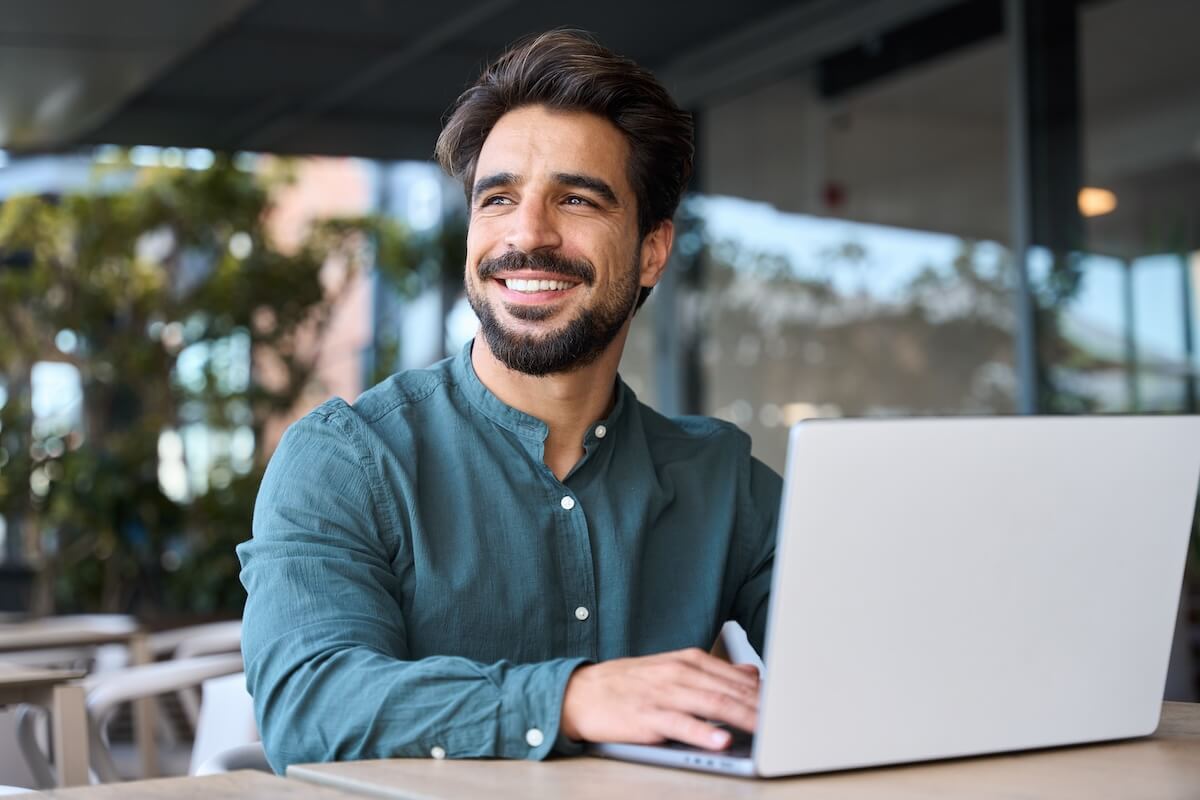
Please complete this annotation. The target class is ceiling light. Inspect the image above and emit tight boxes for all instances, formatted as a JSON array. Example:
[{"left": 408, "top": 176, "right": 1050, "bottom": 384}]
[{"left": 1078, "top": 187, "right": 1117, "bottom": 217}]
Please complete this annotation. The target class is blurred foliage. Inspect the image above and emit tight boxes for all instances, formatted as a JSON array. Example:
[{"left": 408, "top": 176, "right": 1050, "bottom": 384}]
[
  {"left": 368, "top": 210, "right": 468, "bottom": 387},
  {"left": 0, "top": 154, "right": 421, "bottom": 617}
]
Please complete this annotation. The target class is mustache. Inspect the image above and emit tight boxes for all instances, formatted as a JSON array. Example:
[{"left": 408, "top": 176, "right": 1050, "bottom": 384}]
[{"left": 477, "top": 250, "right": 596, "bottom": 285}]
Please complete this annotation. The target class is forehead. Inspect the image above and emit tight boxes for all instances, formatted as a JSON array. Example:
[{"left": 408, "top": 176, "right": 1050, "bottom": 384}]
[{"left": 476, "top": 105, "right": 632, "bottom": 196}]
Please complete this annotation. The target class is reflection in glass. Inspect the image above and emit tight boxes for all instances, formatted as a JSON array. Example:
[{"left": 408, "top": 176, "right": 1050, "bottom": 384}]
[{"left": 690, "top": 195, "right": 1016, "bottom": 472}]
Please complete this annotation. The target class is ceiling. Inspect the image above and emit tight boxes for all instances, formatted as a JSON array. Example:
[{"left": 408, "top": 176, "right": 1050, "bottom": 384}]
[
  {"left": 2, "top": 0, "right": 1194, "bottom": 259},
  {"left": 0, "top": 0, "right": 958, "bottom": 159}
]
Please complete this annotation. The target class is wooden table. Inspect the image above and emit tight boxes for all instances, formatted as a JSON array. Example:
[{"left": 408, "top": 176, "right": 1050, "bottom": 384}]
[
  {"left": 0, "top": 665, "right": 88, "bottom": 787},
  {"left": 0, "top": 616, "right": 158, "bottom": 782},
  {"left": 287, "top": 702, "right": 1200, "bottom": 799},
  {"left": 43, "top": 770, "right": 356, "bottom": 798},
  {"left": 0, "top": 617, "right": 139, "bottom": 654}
]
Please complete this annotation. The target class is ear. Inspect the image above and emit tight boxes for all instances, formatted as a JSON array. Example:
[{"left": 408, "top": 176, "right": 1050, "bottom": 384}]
[{"left": 638, "top": 220, "right": 674, "bottom": 290}]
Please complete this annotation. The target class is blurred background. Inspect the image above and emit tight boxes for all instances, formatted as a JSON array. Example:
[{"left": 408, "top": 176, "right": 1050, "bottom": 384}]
[{"left": 0, "top": 0, "right": 1196, "bottom": 738}]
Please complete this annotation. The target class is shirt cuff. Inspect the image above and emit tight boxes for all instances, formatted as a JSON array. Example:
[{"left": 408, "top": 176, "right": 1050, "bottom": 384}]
[{"left": 499, "top": 657, "right": 590, "bottom": 760}]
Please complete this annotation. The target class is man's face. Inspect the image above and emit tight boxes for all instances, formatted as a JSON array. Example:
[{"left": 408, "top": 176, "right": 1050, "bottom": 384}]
[{"left": 464, "top": 105, "right": 656, "bottom": 376}]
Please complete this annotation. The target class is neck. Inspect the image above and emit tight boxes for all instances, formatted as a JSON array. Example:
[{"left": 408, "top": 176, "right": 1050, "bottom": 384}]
[{"left": 471, "top": 324, "right": 630, "bottom": 480}]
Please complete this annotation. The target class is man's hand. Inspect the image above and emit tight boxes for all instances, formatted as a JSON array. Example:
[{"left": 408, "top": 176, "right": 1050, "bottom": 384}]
[{"left": 559, "top": 648, "right": 760, "bottom": 751}]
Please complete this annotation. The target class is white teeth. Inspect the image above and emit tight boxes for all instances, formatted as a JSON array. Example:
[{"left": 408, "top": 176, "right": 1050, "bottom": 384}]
[{"left": 504, "top": 278, "right": 572, "bottom": 293}]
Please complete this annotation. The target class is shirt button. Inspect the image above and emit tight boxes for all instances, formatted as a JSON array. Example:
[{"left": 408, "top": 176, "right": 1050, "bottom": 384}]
[
  {"left": 574, "top": 606, "right": 590, "bottom": 621},
  {"left": 430, "top": 746, "right": 446, "bottom": 760},
  {"left": 594, "top": 424, "right": 608, "bottom": 439},
  {"left": 525, "top": 728, "right": 545, "bottom": 748},
  {"left": 560, "top": 495, "right": 575, "bottom": 510}
]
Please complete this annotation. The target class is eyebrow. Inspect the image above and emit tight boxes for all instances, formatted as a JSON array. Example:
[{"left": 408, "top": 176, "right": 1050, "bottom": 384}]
[
  {"left": 472, "top": 172, "right": 518, "bottom": 200},
  {"left": 553, "top": 172, "right": 619, "bottom": 206},
  {"left": 471, "top": 171, "right": 620, "bottom": 207}
]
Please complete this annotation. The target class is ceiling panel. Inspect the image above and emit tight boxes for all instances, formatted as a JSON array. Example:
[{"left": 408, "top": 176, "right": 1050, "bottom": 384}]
[
  {"left": 0, "top": 0, "right": 242, "bottom": 38},
  {"left": 2, "top": 0, "right": 961, "bottom": 158},
  {"left": 0, "top": 0, "right": 255, "bottom": 149},
  {"left": 238, "top": 0, "right": 469, "bottom": 40}
]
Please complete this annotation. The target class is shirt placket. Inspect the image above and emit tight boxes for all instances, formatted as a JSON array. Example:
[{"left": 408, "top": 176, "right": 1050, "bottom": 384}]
[{"left": 554, "top": 478, "right": 599, "bottom": 661}]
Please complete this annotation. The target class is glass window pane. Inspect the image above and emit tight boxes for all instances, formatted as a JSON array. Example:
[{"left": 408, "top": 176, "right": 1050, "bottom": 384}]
[
  {"left": 699, "top": 33, "right": 1011, "bottom": 472},
  {"left": 1054, "top": 255, "right": 1131, "bottom": 412},
  {"left": 617, "top": 294, "right": 658, "bottom": 408},
  {"left": 1079, "top": 0, "right": 1200, "bottom": 413}
]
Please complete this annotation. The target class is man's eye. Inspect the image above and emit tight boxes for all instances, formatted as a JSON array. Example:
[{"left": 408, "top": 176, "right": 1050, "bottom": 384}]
[
  {"left": 564, "top": 196, "right": 593, "bottom": 207},
  {"left": 480, "top": 196, "right": 511, "bottom": 207}
]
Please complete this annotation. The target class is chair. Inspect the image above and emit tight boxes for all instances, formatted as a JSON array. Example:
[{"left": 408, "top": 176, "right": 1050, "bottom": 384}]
[
  {"left": 193, "top": 742, "right": 269, "bottom": 776},
  {"left": 186, "top": 671, "right": 259, "bottom": 775},
  {"left": 0, "top": 615, "right": 138, "bottom": 788},
  {"left": 16, "top": 653, "right": 245, "bottom": 786},
  {"left": 5, "top": 617, "right": 245, "bottom": 788},
  {"left": 146, "top": 620, "right": 243, "bottom": 732},
  {"left": 148, "top": 620, "right": 242, "bottom": 661}
]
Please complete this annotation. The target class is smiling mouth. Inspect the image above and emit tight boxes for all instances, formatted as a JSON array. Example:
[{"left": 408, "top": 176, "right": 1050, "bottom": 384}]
[{"left": 502, "top": 278, "right": 578, "bottom": 293}]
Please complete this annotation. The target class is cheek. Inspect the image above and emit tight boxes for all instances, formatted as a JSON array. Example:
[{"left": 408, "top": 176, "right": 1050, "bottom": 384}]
[
  {"left": 464, "top": 229, "right": 491, "bottom": 272},
  {"left": 465, "top": 224, "right": 482, "bottom": 253}
]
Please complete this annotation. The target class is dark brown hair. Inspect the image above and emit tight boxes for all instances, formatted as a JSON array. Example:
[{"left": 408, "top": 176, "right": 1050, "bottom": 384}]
[{"left": 435, "top": 30, "right": 694, "bottom": 308}]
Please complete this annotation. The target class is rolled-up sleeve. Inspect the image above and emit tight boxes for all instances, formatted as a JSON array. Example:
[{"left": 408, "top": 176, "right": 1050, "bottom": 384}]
[{"left": 238, "top": 405, "right": 586, "bottom": 773}]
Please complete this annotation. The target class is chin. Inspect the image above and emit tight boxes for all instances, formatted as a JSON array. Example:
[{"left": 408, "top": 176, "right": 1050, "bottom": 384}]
[
  {"left": 499, "top": 319, "right": 572, "bottom": 344},
  {"left": 501, "top": 306, "right": 565, "bottom": 325}
]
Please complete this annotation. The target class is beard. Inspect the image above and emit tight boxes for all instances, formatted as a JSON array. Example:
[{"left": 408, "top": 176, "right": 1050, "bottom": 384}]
[{"left": 465, "top": 248, "right": 641, "bottom": 376}]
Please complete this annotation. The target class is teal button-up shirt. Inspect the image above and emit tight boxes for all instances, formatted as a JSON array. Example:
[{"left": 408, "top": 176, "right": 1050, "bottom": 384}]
[{"left": 238, "top": 340, "right": 782, "bottom": 772}]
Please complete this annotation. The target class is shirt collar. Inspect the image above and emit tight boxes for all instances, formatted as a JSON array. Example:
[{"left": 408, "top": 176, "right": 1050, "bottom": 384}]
[{"left": 452, "top": 338, "right": 634, "bottom": 445}]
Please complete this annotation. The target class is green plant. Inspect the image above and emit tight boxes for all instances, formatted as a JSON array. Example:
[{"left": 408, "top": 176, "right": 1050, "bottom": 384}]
[{"left": 0, "top": 155, "right": 415, "bottom": 617}]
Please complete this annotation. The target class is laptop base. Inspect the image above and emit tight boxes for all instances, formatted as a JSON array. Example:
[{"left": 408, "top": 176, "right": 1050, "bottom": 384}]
[{"left": 588, "top": 735, "right": 756, "bottom": 777}]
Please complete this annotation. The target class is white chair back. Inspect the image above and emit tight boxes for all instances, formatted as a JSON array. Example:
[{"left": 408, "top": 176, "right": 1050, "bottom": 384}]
[{"left": 187, "top": 672, "right": 258, "bottom": 775}]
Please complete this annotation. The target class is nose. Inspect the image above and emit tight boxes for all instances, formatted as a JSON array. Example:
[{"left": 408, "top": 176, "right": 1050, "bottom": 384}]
[{"left": 504, "top": 198, "right": 562, "bottom": 253}]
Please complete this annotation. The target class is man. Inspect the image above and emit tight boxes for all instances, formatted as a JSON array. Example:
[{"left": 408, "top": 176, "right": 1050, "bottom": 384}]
[{"left": 238, "top": 30, "right": 782, "bottom": 773}]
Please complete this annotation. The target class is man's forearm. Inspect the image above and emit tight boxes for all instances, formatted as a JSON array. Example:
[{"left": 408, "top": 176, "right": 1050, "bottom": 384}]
[{"left": 244, "top": 626, "right": 587, "bottom": 772}]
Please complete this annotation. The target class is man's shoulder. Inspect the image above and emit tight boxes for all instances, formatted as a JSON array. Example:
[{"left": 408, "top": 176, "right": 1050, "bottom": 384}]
[
  {"left": 352, "top": 357, "right": 459, "bottom": 423},
  {"left": 634, "top": 401, "right": 752, "bottom": 460},
  {"left": 294, "top": 357, "right": 458, "bottom": 436}
]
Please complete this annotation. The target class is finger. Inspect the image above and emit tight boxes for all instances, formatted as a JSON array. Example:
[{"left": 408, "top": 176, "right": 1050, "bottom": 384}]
[
  {"left": 675, "top": 648, "right": 761, "bottom": 690},
  {"left": 660, "top": 683, "right": 758, "bottom": 733},
  {"left": 668, "top": 661, "right": 760, "bottom": 707},
  {"left": 647, "top": 709, "right": 735, "bottom": 751},
  {"left": 731, "top": 663, "right": 761, "bottom": 678}
]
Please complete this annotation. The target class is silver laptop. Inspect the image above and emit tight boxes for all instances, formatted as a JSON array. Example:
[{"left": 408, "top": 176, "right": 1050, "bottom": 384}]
[{"left": 591, "top": 416, "right": 1200, "bottom": 777}]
